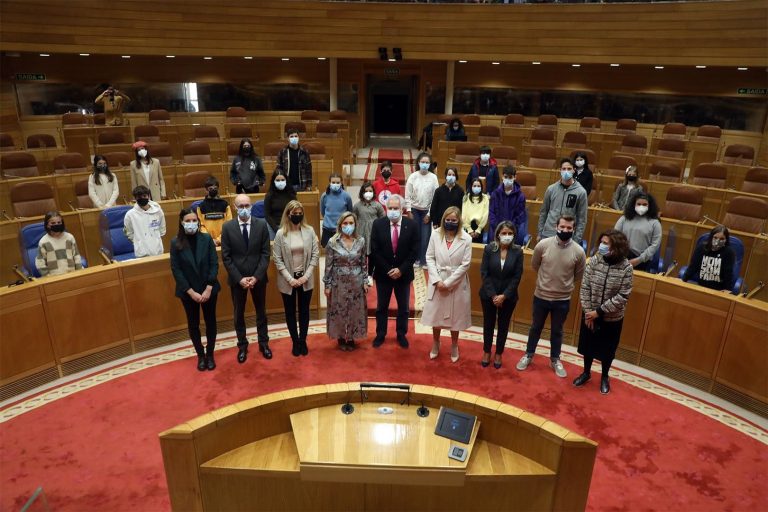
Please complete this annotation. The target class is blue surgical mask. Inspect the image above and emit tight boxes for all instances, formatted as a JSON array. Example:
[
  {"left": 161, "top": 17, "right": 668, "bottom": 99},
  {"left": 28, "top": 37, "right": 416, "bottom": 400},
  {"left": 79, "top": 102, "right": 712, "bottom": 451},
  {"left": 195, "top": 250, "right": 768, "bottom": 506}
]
[
  {"left": 561, "top": 170, "right": 573, "bottom": 182},
  {"left": 289, "top": 136, "right": 299, "bottom": 146},
  {"left": 237, "top": 207, "right": 251, "bottom": 220},
  {"left": 387, "top": 209, "right": 401, "bottom": 221},
  {"left": 419, "top": 162, "right": 430, "bottom": 172},
  {"left": 598, "top": 243, "right": 610, "bottom": 256},
  {"left": 472, "top": 186, "right": 482, "bottom": 195},
  {"left": 330, "top": 183, "right": 341, "bottom": 192},
  {"left": 503, "top": 178, "right": 515, "bottom": 188},
  {"left": 341, "top": 224, "right": 355, "bottom": 236},
  {"left": 274, "top": 180, "right": 287, "bottom": 191},
  {"left": 183, "top": 221, "right": 198, "bottom": 235},
  {"left": 445, "top": 175, "right": 456, "bottom": 185}
]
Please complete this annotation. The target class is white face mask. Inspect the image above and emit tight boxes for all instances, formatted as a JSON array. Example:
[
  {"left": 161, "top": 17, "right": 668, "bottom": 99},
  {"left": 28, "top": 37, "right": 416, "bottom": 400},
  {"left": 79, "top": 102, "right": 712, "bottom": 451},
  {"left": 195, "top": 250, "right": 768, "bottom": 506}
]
[
  {"left": 499, "top": 235, "right": 514, "bottom": 245},
  {"left": 363, "top": 191, "right": 374, "bottom": 201},
  {"left": 288, "top": 136, "right": 299, "bottom": 146},
  {"left": 503, "top": 178, "right": 515, "bottom": 188},
  {"left": 183, "top": 221, "right": 198, "bottom": 235},
  {"left": 446, "top": 175, "right": 456, "bottom": 185},
  {"left": 387, "top": 209, "right": 401, "bottom": 221},
  {"left": 472, "top": 186, "right": 482, "bottom": 195},
  {"left": 575, "top": 159, "right": 585, "bottom": 168},
  {"left": 480, "top": 153, "right": 490, "bottom": 163},
  {"left": 419, "top": 162, "right": 430, "bottom": 173},
  {"left": 137, "top": 149, "right": 148, "bottom": 158},
  {"left": 274, "top": 180, "right": 287, "bottom": 191},
  {"left": 635, "top": 205, "right": 649, "bottom": 216}
]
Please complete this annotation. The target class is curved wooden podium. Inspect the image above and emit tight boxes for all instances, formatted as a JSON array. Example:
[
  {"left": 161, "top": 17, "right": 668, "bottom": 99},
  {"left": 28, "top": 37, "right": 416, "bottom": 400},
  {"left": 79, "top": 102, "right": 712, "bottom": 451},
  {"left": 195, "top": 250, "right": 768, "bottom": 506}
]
[{"left": 159, "top": 384, "right": 597, "bottom": 511}]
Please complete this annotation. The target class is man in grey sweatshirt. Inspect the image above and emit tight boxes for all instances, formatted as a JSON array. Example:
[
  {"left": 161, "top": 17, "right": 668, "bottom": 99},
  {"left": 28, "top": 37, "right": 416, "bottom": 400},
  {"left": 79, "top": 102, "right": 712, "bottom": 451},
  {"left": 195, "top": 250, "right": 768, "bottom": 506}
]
[{"left": 537, "top": 158, "right": 588, "bottom": 244}]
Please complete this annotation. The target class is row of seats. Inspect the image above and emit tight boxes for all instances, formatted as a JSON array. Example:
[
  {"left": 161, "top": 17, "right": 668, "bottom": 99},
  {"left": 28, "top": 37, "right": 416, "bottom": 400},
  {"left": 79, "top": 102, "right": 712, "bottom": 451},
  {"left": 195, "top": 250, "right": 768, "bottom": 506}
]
[
  {"left": 0, "top": 121, "right": 341, "bottom": 153},
  {"left": 438, "top": 114, "right": 722, "bottom": 140},
  {"left": 447, "top": 143, "right": 767, "bottom": 189},
  {"left": 446, "top": 134, "right": 756, "bottom": 167},
  {"left": 0, "top": 140, "right": 333, "bottom": 178}
]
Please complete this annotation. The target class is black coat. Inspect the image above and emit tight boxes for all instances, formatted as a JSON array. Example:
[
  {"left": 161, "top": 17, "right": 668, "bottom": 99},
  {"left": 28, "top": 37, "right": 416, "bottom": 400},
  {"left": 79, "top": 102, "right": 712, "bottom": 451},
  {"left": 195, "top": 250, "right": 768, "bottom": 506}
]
[
  {"left": 170, "top": 232, "right": 220, "bottom": 298},
  {"left": 369, "top": 216, "right": 419, "bottom": 283},
  {"left": 479, "top": 243, "right": 523, "bottom": 302},
  {"left": 220, "top": 217, "right": 271, "bottom": 287},
  {"left": 429, "top": 184, "right": 464, "bottom": 227},
  {"left": 575, "top": 168, "right": 594, "bottom": 196}
]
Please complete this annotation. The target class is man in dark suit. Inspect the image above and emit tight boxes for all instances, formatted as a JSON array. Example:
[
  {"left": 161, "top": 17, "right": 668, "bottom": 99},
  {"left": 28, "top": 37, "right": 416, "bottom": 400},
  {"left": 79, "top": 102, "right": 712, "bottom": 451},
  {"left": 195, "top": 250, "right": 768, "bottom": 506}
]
[
  {"left": 369, "top": 194, "right": 419, "bottom": 348},
  {"left": 221, "top": 194, "right": 272, "bottom": 363}
]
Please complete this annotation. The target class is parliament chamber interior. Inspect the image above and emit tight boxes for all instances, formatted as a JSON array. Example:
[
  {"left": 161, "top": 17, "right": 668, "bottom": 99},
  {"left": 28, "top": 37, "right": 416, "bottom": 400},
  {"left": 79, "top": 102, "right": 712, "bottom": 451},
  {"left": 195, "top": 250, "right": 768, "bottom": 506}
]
[{"left": 0, "top": 0, "right": 766, "bottom": 511}]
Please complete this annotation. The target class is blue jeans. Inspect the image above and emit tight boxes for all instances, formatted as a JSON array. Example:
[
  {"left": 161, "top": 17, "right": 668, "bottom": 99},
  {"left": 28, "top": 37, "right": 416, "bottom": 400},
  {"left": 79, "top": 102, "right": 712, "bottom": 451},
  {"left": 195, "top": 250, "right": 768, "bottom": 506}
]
[
  {"left": 525, "top": 296, "right": 570, "bottom": 360},
  {"left": 411, "top": 208, "right": 431, "bottom": 265}
]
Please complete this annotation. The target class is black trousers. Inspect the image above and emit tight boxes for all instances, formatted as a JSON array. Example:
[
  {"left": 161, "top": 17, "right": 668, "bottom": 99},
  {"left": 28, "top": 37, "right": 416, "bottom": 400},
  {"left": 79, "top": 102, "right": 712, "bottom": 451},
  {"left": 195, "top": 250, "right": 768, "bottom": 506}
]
[
  {"left": 375, "top": 277, "right": 411, "bottom": 339},
  {"left": 480, "top": 296, "right": 516, "bottom": 355},
  {"left": 230, "top": 280, "right": 269, "bottom": 348},
  {"left": 320, "top": 227, "right": 336, "bottom": 248},
  {"left": 281, "top": 287, "right": 313, "bottom": 343},
  {"left": 179, "top": 293, "right": 218, "bottom": 356}
]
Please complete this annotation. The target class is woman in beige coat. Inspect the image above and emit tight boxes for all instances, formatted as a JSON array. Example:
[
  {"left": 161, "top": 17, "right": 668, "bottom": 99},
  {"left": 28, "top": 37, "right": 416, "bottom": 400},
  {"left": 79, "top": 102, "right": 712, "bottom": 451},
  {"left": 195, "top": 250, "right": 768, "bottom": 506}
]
[
  {"left": 272, "top": 200, "right": 320, "bottom": 356},
  {"left": 130, "top": 141, "right": 166, "bottom": 201},
  {"left": 421, "top": 206, "right": 472, "bottom": 363}
]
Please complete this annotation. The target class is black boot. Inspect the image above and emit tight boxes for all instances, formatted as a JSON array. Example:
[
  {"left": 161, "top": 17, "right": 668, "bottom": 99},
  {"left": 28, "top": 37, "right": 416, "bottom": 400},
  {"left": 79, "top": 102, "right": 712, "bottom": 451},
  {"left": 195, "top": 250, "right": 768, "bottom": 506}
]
[
  {"left": 206, "top": 350, "right": 216, "bottom": 371},
  {"left": 573, "top": 372, "right": 591, "bottom": 387},
  {"left": 600, "top": 376, "right": 610, "bottom": 395},
  {"left": 291, "top": 339, "right": 301, "bottom": 357},
  {"left": 300, "top": 339, "right": 309, "bottom": 356},
  {"left": 196, "top": 355, "right": 206, "bottom": 372}
]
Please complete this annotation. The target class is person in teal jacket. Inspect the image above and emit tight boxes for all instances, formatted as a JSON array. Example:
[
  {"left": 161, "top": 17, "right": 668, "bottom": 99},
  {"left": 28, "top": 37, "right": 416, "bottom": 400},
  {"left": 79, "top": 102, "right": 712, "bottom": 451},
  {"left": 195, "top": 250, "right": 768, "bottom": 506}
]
[{"left": 170, "top": 208, "right": 221, "bottom": 372}]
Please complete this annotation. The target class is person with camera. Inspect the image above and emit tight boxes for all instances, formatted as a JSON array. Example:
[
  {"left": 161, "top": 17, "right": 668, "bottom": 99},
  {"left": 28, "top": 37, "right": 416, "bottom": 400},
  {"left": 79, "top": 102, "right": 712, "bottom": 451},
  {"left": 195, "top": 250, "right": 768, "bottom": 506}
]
[{"left": 95, "top": 84, "right": 131, "bottom": 126}]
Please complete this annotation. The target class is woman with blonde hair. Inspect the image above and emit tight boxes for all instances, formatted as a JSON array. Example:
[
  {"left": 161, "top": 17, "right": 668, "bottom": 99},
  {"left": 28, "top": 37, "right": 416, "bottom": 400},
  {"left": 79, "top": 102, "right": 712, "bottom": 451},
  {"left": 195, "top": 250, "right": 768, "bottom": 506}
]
[
  {"left": 323, "top": 211, "right": 370, "bottom": 351},
  {"left": 273, "top": 200, "right": 320, "bottom": 356},
  {"left": 421, "top": 206, "right": 473, "bottom": 362}
]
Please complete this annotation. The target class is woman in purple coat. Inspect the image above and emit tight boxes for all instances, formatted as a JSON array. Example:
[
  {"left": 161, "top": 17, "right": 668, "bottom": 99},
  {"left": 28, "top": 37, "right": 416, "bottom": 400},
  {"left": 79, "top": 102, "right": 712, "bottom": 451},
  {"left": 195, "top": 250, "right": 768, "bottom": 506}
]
[{"left": 489, "top": 165, "right": 527, "bottom": 246}]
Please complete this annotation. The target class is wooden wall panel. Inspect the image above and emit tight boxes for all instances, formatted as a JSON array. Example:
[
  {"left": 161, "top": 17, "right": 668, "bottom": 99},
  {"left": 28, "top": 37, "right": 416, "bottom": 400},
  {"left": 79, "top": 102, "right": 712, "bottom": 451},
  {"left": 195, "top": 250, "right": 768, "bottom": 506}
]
[{"left": 0, "top": 0, "right": 765, "bottom": 66}]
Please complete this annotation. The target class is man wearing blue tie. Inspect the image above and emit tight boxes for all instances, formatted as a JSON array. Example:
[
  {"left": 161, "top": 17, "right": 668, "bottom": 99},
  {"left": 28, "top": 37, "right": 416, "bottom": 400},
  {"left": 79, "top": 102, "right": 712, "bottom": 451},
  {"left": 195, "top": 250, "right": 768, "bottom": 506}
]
[{"left": 221, "top": 194, "right": 272, "bottom": 363}]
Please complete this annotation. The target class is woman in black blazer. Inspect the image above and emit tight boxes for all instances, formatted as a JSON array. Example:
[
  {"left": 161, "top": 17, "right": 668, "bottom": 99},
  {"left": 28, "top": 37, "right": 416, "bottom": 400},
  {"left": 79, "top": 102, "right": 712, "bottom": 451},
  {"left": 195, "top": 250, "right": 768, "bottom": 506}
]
[
  {"left": 170, "top": 208, "right": 221, "bottom": 372},
  {"left": 479, "top": 221, "right": 523, "bottom": 369}
]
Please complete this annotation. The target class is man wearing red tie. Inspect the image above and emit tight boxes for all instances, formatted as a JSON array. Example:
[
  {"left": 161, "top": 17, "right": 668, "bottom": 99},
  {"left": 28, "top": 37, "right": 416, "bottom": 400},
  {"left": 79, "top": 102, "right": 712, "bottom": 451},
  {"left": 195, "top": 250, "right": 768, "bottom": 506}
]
[{"left": 369, "top": 194, "right": 419, "bottom": 348}]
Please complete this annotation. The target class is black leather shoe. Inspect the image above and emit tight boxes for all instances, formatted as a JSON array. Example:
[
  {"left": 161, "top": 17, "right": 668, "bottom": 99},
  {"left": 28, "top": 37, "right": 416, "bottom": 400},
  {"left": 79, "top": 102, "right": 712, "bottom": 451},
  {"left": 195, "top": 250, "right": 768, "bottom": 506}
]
[
  {"left": 600, "top": 376, "right": 610, "bottom": 395},
  {"left": 573, "top": 372, "right": 591, "bottom": 387},
  {"left": 197, "top": 355, "right": 206, "bottom": 371},
  {"left": 259, "top": 343, "right": 273, "bottom": 360},
  {"left": 300, "top": 341, "right": 309, "bottom": 356},
  {"left": 206, "top": 354, "right": 216, "bottom": 371},
  {"left": 346, "top": 339, "right": 356, "bottom": 351},
  {"left": 237, "top": 347, "right": 248, "bottom": 364},
  {"left": 372, "top": 337, "right": 385, "bottom": 348},
  {"left": 291, "top": 341, "right": 301, "bottom": 357},
  {"left": 397, "top": 336, "right": 409, "bottom": 349},
  {"left": 481, "top": 353, "right": 491, "bottom": 368}
]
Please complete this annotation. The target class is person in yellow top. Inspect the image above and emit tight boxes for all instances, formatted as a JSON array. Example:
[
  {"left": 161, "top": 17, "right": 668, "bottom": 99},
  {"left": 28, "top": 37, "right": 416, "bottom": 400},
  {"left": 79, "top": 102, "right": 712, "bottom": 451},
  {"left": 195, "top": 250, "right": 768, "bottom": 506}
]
[
  {"left": 462, "top": 177, "right": 490, "bottom": 243},
  {"left": 196, "top": 176, "right": 232, "bottom": 246},
  {"left": 95, "top": 84, "right": 131, "bottom": 126}
]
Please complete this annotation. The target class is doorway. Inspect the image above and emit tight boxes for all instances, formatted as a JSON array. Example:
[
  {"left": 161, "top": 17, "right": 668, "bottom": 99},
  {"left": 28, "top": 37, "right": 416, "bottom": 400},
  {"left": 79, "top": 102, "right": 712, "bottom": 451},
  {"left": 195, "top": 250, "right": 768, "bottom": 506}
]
[{"left": 366, "top": 75, "right": 417, "bottom": 142}]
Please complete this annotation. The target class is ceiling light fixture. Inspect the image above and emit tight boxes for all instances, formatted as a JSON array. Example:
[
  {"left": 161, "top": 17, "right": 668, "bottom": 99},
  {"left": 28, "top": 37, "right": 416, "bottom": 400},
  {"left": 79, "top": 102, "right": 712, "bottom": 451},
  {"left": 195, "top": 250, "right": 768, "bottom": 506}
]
[
  {"left": 737, "top": 67, "right": 748, "bottom": 71},
  {"left": 696, "top": 65, "right": 706, "bottom": 69},
  {"left": 317, "top": 57, "right": 326, "bottom": 60},
  {"left": 121, "top": 55, "right": 131, "bottom": 59},
  {"left": 492, "top": 61, "right": 500, "bottom": 65},
  {"left": 572, "top": 64, "right": 581, "bottom": 67},
  {"left": 458, "top": 60, "right": 467, "bottom": 63},
  {"left": 281, "top": 58, "right": 290, "bottom": 61},
  {"left": 244, "top": 56, "right": 253, "bottom": 60},
  {"left": 654, "top": 66, "right": 664, "bottom": 69},
  {"left": 166, "top": 55, "right": 175, "bottom": 58},
  {"left": 79, "top": 53, "right": 90, "bottom": 56},
  {"left": 39, "top": 53, "right": 50, "bottom": 57},
  {"left": 532, "top": 61, "right": 541, "bottom": 65},
  {"left": 610, "top": 63, "right": 620, "bottom": 67},
  {"left": 204, "top": 57, "right": 212, "bottom": 60}
]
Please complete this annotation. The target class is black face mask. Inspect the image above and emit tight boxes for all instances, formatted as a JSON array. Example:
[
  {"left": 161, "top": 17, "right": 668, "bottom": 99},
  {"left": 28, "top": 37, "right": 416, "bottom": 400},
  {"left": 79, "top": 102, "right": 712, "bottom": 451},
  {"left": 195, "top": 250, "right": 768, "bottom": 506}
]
[
  {"left": 242, "top": 146, "right": 252, "bottom": 154},
  {"left": 381, "top": 171, "right": 392, "bottom": 179},
  {"left": 444, "top": 221, "right": 459, "bottom": 232},
  {"left": 627, "top": 175, "right": 638, "bottom": 182},
  {"left": 49, "top": 224, "right": 65, "bottom": 233},
  {"left": 208, "top": 188, "right": 218, "bottom": 198},
  {"left": 556, "top": 230, "right": 573, "bottom": 242},
  {"left": 96, "top": 164, "right": 107, "bottom": 172},
  {"left": 137, "top": 197, "right": 149, "bottom": 207},
  {"left": 290, "top": 214, "right": 304, "bottom": 225}
]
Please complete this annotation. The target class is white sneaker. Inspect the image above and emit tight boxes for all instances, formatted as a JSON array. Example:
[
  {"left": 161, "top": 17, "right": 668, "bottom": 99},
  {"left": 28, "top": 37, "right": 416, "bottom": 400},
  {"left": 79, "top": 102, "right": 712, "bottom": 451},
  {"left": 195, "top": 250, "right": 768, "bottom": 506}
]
[
  {"left": 516, "top": 354, "right": 533, "bottom": 371},
  {"left": 551, "top": 359, "right": 567, "bottom": 378}
]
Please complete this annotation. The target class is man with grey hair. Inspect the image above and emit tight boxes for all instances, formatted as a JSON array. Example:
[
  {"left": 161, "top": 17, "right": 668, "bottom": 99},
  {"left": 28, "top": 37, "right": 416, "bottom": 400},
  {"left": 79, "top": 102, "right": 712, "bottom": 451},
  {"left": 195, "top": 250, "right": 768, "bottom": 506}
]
[{"left": 369, "top": 194, "right": 420, "bottom": 348}]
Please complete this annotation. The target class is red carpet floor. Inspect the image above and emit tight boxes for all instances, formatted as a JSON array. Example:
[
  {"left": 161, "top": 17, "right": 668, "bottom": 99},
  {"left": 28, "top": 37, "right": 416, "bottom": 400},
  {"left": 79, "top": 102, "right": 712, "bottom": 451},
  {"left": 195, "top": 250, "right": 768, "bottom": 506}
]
[{"left": 1, "top": 322, "right": 766, "bottom": 511}]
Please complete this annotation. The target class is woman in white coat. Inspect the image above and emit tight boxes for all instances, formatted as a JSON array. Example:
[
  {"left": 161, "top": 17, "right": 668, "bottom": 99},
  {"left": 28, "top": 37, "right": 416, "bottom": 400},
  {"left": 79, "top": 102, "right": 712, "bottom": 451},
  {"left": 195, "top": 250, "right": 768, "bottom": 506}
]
[{"left": 421, "top": 206, "right": 472, "bottom": 363}]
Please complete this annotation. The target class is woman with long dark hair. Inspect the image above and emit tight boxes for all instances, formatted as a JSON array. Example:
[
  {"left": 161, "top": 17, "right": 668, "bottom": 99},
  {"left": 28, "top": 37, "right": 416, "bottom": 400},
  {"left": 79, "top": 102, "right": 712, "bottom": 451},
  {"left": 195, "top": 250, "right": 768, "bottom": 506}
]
[
  {"left": 170, "top": 208, "right": 220, "bottom": 371},
  {"left": 614, "top": 191, "right": 662, "bottom": 273},
  {"left": 572, "top": 151, "right": 594, "bottom": 196},
  {"left": 88, "top": 154, "right": 119, "bottom": 208},
  {"left": 574, "top": 229, "right": 633, "bottom": 395},
  {"left": 263, "top": 169, "right": 297, "bottom": 240},
  {"left": 230, "top": 137, "right": 265, "bottom": 193},
  {"left": 129, "top": 140, "right": 166, "bottom": 201},
  {"left": 682, "top": 225, "right": 736, "bottom": 291}
]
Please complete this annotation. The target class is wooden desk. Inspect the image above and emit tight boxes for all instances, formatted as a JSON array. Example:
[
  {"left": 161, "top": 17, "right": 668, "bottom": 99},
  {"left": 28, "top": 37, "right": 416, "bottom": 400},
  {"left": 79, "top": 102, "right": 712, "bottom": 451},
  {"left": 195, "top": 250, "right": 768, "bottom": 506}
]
[{"left": 161, "top": 385, "right": 596, "bottom": 511}]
